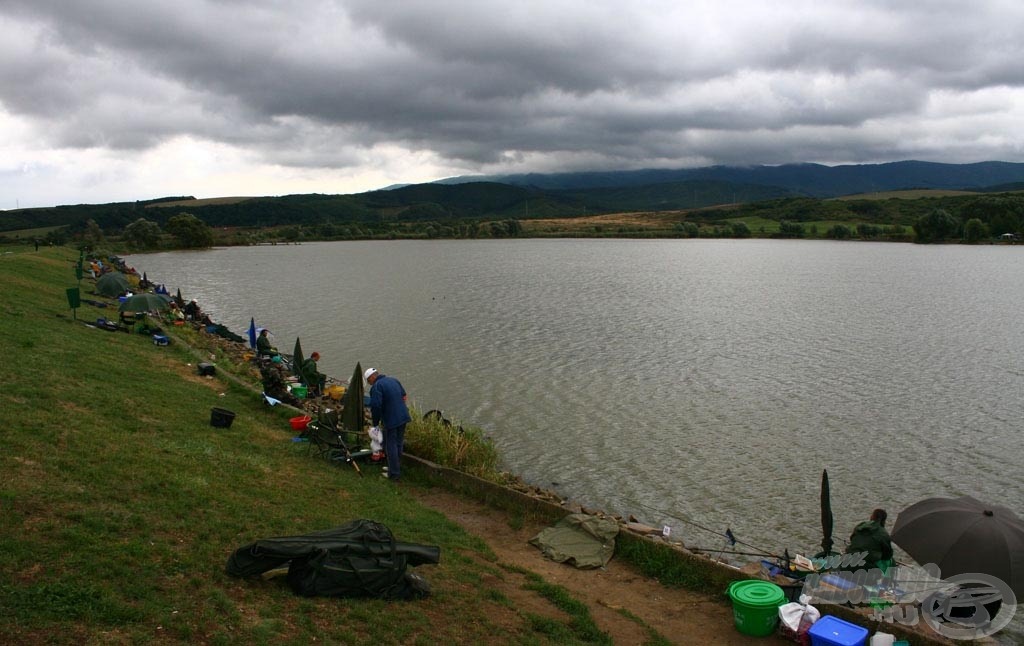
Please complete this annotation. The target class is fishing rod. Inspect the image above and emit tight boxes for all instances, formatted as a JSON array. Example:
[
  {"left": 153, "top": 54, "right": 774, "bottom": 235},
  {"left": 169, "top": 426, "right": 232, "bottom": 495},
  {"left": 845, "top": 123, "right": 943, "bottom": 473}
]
[
  {"left": 690, "top": 547, "right": 786, "bottom": 559},
  {"left": 633, "top": 501, "right": 780, "bottom": 558}
]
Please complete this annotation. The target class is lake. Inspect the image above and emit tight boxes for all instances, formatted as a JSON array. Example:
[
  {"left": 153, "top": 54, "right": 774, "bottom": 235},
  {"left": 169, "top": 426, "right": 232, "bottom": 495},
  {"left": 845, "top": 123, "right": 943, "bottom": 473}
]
[{"left": 127, "top": 239, "right": 1024, "bottom": 561}]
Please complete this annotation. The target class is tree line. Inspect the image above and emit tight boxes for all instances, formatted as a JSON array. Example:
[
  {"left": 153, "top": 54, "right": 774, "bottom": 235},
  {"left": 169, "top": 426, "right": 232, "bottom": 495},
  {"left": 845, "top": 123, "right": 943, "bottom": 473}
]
[{"left": 7, "top": 189, "right": 1022, "bottom": 250}]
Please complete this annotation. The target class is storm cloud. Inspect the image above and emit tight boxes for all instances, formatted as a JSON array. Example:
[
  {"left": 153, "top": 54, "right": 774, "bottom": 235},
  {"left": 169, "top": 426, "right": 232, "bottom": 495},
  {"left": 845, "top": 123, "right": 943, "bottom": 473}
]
[{"left": 2, "top": 0, "right": 1024, "bottom": 208}]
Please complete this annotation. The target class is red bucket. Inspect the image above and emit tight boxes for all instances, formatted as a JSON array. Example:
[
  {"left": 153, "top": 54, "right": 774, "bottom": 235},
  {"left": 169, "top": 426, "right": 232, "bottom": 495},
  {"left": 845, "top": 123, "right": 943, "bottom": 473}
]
[{"left": 290, "top": 415, "right": 311, "bottom": 431}]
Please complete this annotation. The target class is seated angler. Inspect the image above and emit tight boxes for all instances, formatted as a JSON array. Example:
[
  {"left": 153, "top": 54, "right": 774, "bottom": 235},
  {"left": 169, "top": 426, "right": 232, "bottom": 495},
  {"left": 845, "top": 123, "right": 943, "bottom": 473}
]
[
  {"left": 301, "top": 351, "right": 326, "bottom": 395},
  {"left": 260, "top": 356, "right": 301, "bottom": 407},
  {"left": 256, "top": 328, "right": 279, "bottom": 357},
  {"left": 844, "top": 508, "right": 894, "bottom": 578}
]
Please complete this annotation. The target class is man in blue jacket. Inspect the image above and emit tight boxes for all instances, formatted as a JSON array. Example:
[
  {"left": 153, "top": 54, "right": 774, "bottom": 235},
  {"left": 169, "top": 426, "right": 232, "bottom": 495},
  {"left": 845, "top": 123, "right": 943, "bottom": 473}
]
[{"left": 365, "top": 367, "right": 412, "bottom": 481}]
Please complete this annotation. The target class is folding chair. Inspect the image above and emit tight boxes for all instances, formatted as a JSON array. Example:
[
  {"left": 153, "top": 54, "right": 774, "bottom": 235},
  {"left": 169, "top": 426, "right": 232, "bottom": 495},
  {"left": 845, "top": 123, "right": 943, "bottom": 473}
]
[{"left": 306, "top": 414, "right": 370, "bottom": 476}]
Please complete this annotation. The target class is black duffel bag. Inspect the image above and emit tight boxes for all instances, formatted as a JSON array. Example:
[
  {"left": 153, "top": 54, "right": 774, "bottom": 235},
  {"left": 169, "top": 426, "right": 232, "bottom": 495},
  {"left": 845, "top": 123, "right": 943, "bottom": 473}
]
[{"left": 227, "top": 519, "right": 438, "bottom": 600}]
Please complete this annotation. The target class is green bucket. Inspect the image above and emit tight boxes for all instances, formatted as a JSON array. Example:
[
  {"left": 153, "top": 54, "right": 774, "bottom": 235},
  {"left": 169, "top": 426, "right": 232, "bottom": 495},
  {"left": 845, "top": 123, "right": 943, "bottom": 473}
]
[
  {"left": 290, "top": 384, "right": 308, "bottom": 399},
  {"left": 727, "top": 579, "right": 785, "bottom": 637}
]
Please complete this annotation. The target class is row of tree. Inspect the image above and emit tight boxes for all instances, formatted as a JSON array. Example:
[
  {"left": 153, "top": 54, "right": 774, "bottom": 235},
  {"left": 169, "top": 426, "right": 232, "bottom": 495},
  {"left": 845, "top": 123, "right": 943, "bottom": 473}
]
[
  {"left": 93, "top": 213, "right": 214, "bottom": 250},
  {"left": 17, "top": 194, "right": 1021, "bottom": 250},
  {"left": 54, "top": 208, "right": 1018, "bottom": 250}
]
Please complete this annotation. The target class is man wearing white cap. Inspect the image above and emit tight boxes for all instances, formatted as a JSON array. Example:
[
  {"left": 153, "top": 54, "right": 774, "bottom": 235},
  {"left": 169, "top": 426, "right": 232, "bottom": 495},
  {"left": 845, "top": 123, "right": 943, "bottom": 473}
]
[{"left": 364, "top": 367, "right": 411, "bottom": 481}]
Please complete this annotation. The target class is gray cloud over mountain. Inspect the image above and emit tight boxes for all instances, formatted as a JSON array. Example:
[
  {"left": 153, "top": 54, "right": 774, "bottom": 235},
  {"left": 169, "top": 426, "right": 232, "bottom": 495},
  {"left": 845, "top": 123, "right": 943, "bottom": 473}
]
[{"left": 2, "top": 0, "right": 1023, "bottom": 208}]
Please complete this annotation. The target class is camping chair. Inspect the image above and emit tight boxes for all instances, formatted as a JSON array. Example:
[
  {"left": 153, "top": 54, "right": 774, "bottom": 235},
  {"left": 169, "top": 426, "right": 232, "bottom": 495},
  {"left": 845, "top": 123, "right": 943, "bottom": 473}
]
[{"left": 305, "top": 419, "right": 366, "bottom": 475}]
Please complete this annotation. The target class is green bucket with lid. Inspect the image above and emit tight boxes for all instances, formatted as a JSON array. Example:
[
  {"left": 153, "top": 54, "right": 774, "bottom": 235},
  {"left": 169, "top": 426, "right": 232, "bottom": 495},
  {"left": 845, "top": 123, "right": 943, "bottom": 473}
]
[{"left": 727, "top": 579, "right": 785, "bottom": 637}]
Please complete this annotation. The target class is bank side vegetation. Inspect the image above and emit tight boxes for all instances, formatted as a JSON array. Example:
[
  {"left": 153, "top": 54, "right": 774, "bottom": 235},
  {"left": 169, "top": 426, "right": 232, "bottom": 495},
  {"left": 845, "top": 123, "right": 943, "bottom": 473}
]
[{"left": 3, "top": 184, "right": 1023, "bottom": 250}]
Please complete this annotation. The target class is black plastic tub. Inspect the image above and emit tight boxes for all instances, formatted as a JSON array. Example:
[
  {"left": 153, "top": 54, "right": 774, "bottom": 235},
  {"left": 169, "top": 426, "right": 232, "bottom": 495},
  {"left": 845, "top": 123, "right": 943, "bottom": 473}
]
[{"left": 210, "top": 407, "right": 236, "bottom": 428}]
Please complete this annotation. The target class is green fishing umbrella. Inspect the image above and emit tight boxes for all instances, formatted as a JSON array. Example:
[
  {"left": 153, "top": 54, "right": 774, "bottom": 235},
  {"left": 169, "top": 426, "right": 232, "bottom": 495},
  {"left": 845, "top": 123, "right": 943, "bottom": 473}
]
[
  {"left": 95, "top": 272, "right": 130, "bottom": 297},
  {"left": 118, "top": 292, "right": 171, "bottom": 313}
]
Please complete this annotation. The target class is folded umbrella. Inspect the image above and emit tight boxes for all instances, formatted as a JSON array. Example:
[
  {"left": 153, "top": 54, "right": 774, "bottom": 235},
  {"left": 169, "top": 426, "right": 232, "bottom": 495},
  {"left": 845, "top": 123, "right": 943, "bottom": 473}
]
[{"left": 292, "top": 337, "right": 305, "bottom": 379}]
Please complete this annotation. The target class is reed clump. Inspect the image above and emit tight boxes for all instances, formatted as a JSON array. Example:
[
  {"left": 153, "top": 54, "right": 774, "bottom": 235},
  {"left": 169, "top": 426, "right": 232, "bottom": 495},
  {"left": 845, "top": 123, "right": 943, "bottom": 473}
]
[{"left": 406, "top": 410, "right": 507, "bottom": 483}]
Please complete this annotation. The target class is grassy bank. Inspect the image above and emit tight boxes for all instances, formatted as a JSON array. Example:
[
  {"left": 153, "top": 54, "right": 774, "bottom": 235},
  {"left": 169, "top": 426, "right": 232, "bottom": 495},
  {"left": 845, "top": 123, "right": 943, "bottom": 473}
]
[{"left": 0, "top": 244, "right": 623, "bottom": 644}]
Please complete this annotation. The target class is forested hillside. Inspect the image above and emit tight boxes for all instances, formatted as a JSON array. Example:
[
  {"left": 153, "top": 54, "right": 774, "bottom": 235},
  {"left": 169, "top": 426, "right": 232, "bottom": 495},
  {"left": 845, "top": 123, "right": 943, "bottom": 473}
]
[{"left": 2, "top": 162, "right": 1023, "bottom": 246}]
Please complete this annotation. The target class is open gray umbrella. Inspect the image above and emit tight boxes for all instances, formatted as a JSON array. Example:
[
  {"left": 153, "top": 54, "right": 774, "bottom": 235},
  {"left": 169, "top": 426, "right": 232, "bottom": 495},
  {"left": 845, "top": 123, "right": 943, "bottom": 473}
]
[
  {"left": 892, "top": 496, "right": 1024, "bottom": 595},
  {"left": 118, "top": 293, "right": 171, "bottom": 313},
  {"left": 95, "top": 272, "right": 130, "bottom": 297}
]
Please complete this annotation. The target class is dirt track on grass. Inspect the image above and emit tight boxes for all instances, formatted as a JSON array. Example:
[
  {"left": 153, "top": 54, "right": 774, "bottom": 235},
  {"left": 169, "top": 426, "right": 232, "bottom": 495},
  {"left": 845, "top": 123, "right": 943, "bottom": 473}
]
[{"left": 411, "top": 487, "right": 791, "bottom": 644}]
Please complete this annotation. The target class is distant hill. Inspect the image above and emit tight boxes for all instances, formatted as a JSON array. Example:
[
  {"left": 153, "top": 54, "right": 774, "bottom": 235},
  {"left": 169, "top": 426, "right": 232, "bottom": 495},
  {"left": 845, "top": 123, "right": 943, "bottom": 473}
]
[
  {"left": 555, "top": 179, "right": 792, "bottom": 212},
  {"left": 4, "top": 161, "right": 1024, "bottom": 235},
  {"left": 438, "top": 160, "right": 1024, "bottom": 197}
]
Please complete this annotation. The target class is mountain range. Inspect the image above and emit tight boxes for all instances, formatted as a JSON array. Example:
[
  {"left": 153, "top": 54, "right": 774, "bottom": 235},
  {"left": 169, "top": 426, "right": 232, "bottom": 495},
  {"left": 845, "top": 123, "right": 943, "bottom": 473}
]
[{"left": 434, "top": 160, "right": 1024, "bottom": 196}]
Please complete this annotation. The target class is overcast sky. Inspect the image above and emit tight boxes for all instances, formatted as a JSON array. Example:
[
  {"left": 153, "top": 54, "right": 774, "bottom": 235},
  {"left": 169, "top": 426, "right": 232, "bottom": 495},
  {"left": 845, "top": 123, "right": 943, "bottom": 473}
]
[{"left": 2, "top": 0, "right": 1024, "bottom": 209}]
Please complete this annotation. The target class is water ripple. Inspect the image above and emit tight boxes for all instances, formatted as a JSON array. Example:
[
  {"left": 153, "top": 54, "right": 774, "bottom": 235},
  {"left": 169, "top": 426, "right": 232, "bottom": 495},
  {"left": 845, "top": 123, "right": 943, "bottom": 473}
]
[{"left": 129, "top": 239, "right": 1024, "bottom": 557}]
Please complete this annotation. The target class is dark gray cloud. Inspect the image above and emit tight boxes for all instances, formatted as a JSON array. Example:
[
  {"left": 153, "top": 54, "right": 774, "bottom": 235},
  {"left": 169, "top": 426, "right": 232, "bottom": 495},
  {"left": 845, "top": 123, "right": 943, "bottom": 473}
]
[{"left": 2, "top": 0, "right": 1023, "bottom": 207}]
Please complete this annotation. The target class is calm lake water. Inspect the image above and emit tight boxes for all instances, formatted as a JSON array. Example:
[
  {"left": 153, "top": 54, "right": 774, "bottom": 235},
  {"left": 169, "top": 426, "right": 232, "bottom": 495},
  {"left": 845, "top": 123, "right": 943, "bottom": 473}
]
[{"left": 127, "top": 239, "right": 1024, "bottom": 560}]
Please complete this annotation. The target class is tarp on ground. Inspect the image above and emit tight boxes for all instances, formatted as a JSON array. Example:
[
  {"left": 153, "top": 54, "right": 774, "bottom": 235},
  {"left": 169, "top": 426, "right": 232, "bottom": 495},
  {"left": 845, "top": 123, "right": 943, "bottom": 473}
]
[
  {"left": 529, "top": 513, "right": 619, "bottom": 569},
  {"left": 208, "top": 324, "right": 246, "bottom": 344}
]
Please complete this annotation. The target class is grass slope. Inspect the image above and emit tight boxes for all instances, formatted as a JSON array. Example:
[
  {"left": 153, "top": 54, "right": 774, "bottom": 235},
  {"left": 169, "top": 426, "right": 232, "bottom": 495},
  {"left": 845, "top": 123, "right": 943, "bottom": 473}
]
[{"left": 0, "top": 245, "right": 617, "bottom": 645}]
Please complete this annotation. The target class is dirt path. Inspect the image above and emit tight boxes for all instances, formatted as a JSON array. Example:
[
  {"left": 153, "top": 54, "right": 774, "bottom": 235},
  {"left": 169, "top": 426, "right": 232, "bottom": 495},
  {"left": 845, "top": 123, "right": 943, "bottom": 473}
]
[{"left": 411, "top": 487, "right": 793, "bottom": 645}]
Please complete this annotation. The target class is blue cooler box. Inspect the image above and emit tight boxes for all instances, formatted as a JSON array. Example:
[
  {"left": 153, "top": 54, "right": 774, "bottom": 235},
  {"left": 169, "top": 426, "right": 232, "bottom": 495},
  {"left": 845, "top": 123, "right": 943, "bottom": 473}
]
[{"left": 808, "top": 615, "right": 868, "bottom": 646}]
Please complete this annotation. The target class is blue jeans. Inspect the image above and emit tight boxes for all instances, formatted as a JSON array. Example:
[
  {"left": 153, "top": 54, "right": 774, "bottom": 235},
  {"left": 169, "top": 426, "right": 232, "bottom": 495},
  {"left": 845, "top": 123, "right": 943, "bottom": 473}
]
[{"left": 384, "top": 423, "right": 406, "bottom": 480}]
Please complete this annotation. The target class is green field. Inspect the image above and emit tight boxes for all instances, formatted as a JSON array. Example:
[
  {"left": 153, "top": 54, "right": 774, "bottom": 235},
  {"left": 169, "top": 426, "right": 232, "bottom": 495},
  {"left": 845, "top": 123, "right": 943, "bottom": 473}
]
[
  {"left": 1, "top": 225, "right": 64, "bottom": 239},
  {"left": 832, "top": 189, "right": 980, "bottom": 200},
  {"left": 145, "top": 196, "right": 255, "bottom": 208}
]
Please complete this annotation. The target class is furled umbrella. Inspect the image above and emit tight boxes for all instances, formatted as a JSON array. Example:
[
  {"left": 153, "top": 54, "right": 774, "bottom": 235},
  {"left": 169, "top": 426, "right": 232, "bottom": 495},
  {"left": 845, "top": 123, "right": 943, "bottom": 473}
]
[
  {"left": 292, "top": 337, "right": 305, "bottom": 379},
  {"left": 95, "top": 272, "right": 131, "bottom": 297},
  {"left": 891, "top": 496, "right": 1024, "bottom": 596},
  {"left": 816, "top": 468, "right": 836, "bottom": 558},
  {"left": 174, "top": 288, "right": 184, "bottom": 308},
  {"left": 339, "top": 362, "right": 365, "bottom": 436},
  {"left": 118, "top": 292, "right": 172, "bottom": 313},
  {"left": 248, "top": 318, "right": 257, "bottom": 350}
]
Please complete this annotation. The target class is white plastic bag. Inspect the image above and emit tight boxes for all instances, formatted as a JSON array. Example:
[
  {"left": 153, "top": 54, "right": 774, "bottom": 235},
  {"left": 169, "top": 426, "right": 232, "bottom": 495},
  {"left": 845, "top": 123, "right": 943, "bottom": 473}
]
[
  {"left": 778, "top": 600, "right": 820, "bottom": 631},
  {"left": 368, "top": 425, "right": 383, "bottom": 452}
]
